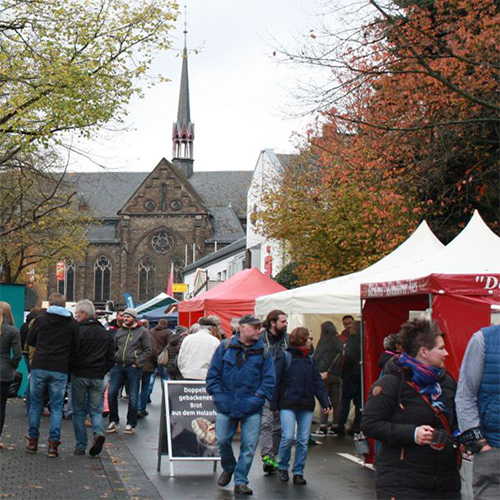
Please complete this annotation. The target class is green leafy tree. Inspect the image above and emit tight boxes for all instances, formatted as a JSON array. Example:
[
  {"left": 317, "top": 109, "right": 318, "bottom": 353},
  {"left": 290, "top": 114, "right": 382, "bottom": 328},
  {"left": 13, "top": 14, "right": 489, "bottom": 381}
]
[{"left": 0, "top": 0, "right": 179, "bottom": 166}]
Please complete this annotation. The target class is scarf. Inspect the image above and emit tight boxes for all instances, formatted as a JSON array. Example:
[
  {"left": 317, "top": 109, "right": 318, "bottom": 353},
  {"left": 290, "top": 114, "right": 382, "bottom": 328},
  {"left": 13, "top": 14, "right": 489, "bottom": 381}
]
[
  {"left": 297, "top": 346, "right": 310, "bottom": 357},
  {"left": 398, "top": 352, "right": 444, "bottom": 401}
]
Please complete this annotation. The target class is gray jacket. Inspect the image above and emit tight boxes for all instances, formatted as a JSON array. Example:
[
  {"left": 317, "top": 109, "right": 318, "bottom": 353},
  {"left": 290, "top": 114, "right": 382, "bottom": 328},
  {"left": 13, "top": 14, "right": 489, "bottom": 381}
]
[
  {"left": 0, "top": 324, "right": 22, "bottom": 382},
  {"left": 114, "top": 324, "right": 152, "bottom": 369},
  {"left": 260, "top": 329, "right": 289, "bottom": 360}
]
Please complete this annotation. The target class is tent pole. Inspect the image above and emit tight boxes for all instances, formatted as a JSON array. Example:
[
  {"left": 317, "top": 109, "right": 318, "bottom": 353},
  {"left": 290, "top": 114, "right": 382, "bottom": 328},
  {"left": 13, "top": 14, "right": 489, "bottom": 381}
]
[{"left": 360, "top": 298, "right": 365, "bottom": 410}]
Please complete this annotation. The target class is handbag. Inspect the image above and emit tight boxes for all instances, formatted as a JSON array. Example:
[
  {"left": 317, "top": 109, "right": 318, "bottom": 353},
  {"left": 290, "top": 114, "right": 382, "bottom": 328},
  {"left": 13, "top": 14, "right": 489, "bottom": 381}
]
[
  {"left": 157, "top": 346, "right": 170, "bottom": 367},
  {"left": 321, "top": 352, "right": 340, "bottom": 380}
]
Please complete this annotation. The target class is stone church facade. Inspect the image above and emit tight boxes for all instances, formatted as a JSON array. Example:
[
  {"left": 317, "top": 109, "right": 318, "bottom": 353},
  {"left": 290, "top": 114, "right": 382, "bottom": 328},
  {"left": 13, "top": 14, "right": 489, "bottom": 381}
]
[{"left": 49, "top": 37, "right": 252, "bottom": 306}]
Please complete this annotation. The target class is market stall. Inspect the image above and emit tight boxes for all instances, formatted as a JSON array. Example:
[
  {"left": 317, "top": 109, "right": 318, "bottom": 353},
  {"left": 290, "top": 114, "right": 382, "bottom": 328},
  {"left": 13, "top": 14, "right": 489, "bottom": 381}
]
[
  {"left": 361, "top": 211, "right": 500, "bottom": 395},
  {"left": 178, "top": 268, "right": 286, "bottom": 334}
]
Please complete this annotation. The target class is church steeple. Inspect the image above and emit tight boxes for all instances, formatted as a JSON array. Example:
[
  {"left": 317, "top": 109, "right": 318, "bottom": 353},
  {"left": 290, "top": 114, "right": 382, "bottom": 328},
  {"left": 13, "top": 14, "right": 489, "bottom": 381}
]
[{"left": 172, "top": 26, "right": 194, "bottom": 179}]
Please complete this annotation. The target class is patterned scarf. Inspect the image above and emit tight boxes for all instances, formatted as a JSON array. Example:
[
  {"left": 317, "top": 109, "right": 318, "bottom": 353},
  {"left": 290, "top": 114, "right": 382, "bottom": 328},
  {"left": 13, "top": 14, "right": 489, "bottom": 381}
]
[{"left": 398, "top": 352, "right": 445, "bottom": 408}]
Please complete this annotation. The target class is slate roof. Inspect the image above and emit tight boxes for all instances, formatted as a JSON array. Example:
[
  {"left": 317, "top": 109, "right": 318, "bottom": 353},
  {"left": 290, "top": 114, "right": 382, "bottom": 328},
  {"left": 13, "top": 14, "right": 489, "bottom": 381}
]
[
  {"left": 66, "top": 171, "right": 148, "bottom": 218},
  {"left": 188, "top": 171, "right": 253, "bottom": 217},
  {"left": 66, "top": 167, "right": 253, "bottom": 243},
  {"left": 208, "top": 206, "right": 246, "bottom": 243}
]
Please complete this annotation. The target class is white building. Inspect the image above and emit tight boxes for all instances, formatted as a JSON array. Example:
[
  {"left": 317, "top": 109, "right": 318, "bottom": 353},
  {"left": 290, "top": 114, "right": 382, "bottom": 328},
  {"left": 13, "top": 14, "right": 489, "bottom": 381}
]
[
  {"left": 246, "top": 149, "right": 293, "bottom": 278},
  {"left": 182, "top": 149, "right": 294, "bottom": 295}
]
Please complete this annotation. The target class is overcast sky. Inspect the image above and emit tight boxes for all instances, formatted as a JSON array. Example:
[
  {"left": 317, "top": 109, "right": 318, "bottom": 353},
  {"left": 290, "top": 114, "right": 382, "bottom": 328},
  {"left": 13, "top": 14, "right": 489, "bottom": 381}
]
[{"left": 69, "top": 0, "right": 334, "bottom": 173}]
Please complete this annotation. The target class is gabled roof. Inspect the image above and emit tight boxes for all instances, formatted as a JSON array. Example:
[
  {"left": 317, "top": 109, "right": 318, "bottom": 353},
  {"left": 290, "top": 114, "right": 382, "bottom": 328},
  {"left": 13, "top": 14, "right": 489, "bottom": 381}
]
[
  {"left": 66, "top": 171, "right": 148, "bottom": 218},
  {"left": 208, "top": 206, "right": 246, "bottom": 243},
  {"left": 66, "top": 165, "right": 252, "bottom": 243},
  {"left": 188, "top": 170, "right": 252, "bottom": 217},
  {"left": 118, "top": 158, "right": 208, "bottom": 215}
]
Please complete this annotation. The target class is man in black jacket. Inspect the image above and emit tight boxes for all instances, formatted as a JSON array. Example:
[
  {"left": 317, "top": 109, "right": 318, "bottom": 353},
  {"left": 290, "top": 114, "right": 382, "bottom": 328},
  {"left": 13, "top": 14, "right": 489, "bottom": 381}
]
[
  {"left": 339, "top": 320, "right": 362, "bottom": 435},
  {"left": 26, "top": 293, "right": 80, "bottom": 457},
  {"left": 72, "top": 300, "right": 115, "bottom": 456}
]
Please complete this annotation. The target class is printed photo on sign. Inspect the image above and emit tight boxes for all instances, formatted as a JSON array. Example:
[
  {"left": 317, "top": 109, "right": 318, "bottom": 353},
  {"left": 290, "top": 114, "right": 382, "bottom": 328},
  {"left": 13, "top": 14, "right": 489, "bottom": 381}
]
[{"left": 166, "top": 381, "right": 219, "bottom": 459}]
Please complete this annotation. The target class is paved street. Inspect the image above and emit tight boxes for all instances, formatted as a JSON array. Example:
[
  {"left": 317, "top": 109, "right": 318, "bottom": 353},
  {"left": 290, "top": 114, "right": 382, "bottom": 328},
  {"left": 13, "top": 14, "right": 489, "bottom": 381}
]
[{"left": 0, "top": 380, "right": 375, "bottom": 499}]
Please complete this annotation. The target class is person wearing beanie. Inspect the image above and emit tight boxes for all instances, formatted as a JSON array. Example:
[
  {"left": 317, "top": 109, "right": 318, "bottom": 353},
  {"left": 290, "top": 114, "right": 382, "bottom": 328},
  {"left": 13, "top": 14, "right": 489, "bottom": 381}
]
[{"left": 106, "top": 308, "right": 151, "bottom": 435}]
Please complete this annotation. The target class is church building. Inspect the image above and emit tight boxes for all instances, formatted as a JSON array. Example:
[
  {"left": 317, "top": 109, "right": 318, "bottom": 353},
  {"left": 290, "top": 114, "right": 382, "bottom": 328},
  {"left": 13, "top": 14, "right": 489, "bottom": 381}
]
[{"left": 50, "top": 35, "right": 252, "bottom": 307}]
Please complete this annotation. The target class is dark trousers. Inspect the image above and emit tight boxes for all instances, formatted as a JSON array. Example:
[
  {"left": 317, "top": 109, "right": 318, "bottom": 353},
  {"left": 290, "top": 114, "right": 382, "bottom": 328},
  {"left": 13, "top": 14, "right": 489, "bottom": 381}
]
[
  {"left": 340, "top": 376, "right": 361, "bottom": 431},
  {"left": 0, "top": 381, "right": 12, "bottom": 437}
]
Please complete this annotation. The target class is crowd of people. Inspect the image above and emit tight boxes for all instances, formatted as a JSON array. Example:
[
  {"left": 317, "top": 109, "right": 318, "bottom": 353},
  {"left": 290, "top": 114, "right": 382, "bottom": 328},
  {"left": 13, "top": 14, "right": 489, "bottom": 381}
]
[{"left": 0, "top": 296, "right": 499, "bottom": 500}]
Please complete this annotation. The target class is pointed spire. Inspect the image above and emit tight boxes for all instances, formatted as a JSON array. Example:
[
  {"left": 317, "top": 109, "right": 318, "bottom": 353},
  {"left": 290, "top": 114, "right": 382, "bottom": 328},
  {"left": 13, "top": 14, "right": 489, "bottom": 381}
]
[{"left": 172, "top": 10, "right": 194, "bottom": 178}]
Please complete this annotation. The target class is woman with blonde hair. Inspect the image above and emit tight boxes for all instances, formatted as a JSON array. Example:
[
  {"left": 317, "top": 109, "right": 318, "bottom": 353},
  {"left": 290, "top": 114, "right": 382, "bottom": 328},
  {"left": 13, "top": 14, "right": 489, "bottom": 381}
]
[{"left": 0, "top": 302, "right": 22, "bottom": 448}]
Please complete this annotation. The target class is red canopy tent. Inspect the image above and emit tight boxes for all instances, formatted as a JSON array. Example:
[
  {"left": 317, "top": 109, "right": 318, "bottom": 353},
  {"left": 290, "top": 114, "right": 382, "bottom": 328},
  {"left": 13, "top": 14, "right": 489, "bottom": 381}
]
[
  {"left": 178, "top": 268, "right": 287, "bottom": 334},
  {"left": 361, "top": 274, "right": 500, "bottom": 399}
]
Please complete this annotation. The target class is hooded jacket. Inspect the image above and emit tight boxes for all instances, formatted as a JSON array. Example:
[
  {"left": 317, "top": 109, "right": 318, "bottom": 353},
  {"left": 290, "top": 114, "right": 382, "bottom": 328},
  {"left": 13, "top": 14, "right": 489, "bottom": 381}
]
[
  {"left": 272, "top": 345, "right": 330, "bottom": 412},
  {"left": 206, "top": 334, "right": 275, "bottom": 419},
  {"left": 260, "top": 328, "right": 289, "bottom": 360},
  {"left": 27, "top": 308, "right": 80, "bottom": 374},
  {"left": 361, "top": 358, "right": 461, "bottom": 500},
  {"left": 114, "top": 323, "right": 152, "bottom": 369},
  {"left": 71, "top": 318, "right": 115, "bottom": 379}
]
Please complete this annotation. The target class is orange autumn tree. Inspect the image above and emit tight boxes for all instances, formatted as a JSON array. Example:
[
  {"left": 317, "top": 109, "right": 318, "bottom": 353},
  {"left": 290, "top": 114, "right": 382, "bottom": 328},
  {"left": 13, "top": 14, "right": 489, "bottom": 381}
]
[
  {"left": 256, "top": 152, "right": 419, "bottom": 285},
  {"left": 257, "top": 0, "right": 499, "bottom": 284}
]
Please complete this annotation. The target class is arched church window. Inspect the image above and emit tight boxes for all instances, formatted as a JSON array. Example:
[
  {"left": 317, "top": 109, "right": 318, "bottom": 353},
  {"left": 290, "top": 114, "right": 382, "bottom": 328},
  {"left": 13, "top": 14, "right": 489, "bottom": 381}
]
[
  {"left": 138, "top": 256, "right": 156, "bottom": 302},
  {"left": 94, "top": 256, "right": 111, "bottom": 303},
  {"left": 57, "top": 260, "right": 75, "bottom": 302},
  {"left": 151, "top": 230, "right": 174, "bottom": 254}
]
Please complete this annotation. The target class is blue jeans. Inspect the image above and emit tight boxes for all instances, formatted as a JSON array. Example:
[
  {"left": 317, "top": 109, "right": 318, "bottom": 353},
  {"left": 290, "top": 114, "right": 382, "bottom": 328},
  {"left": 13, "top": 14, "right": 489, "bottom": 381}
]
[
  {"left": 71, "top": 376, "right": 104, "bottom": 451},
  {"left": 108, "top": 365, "right": 141, "bottom": 427},
  {"left": 215, "top": 412, "right": 262, "bottom": 486},
  {"left": 29, "top": 369, "right": 67, "bottom": 442},
  {"left": 139, "top": 371, "right": 155, "bottom": 412},
  {"left": 279, "top": 409, "right": 313, "bottom": 476}
]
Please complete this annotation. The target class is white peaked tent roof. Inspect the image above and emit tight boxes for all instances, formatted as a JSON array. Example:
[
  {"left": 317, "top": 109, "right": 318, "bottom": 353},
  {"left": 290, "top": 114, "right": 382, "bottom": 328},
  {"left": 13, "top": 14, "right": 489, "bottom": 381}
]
[
  {"left": 410, "top": 210, "right": 500, "bottom": 276},
  {"left": 255, "top": 220, "right": 445, "bottom": 316}
]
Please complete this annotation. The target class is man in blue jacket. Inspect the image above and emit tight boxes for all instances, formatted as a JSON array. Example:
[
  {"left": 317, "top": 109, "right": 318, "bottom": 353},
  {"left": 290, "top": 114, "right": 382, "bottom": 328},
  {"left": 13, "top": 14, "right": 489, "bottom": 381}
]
[{"left": 206, "top": 314, "right": 275, "bottom": 496}]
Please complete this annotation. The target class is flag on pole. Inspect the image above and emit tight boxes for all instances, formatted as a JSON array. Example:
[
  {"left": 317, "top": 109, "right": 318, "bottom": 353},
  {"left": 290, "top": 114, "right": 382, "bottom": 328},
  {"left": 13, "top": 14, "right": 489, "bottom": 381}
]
[{"left": 167, "top": 263, "right": 174, "bottom": 296}]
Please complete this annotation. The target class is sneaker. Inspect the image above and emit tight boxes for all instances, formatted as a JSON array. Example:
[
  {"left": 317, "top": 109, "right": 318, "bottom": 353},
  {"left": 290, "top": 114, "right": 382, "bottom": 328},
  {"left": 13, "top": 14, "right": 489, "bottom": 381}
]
[
  {"left": 311, "top": 426, "right": 327, "bottom": 437},
  {"left": 308, "top": 435, "right": 322, "bottom": 445},
  {"left": 74, "top": 449, "right": 86, "bottom": 455},
  {"left": 123, "top": 424, "right": 135, "bottom": 434},
  {"left": 262, "top": 455, "right": 279, "bottom": 473},
  {"left": 328, "top": 426, "right": 340, "bottom": 436},
  {"left": 106, "top": 422, "right": 120, "bottom": 433},
  {"left": 89, "top": 434, "right": 105, "bottom": 457}
]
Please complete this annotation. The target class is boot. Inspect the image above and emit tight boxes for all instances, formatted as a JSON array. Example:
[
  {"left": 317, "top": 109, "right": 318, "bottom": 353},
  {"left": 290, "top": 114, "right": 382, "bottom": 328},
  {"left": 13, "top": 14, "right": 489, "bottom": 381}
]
[
  {"left": 26, "top": 437, "right": 38, "bottom": 453},
  {"left": 48, "top": 440, "right": 60, "bottom": 457}
]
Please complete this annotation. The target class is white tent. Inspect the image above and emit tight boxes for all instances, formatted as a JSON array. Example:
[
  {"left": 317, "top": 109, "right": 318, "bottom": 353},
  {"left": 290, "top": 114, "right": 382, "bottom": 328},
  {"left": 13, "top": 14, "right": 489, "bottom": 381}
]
[
  {"left": 255, "top": 220, "right": 444, "bottom": 331},
  {"left": 362, "top": 210, "right": 500, "bottom": 289}
]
